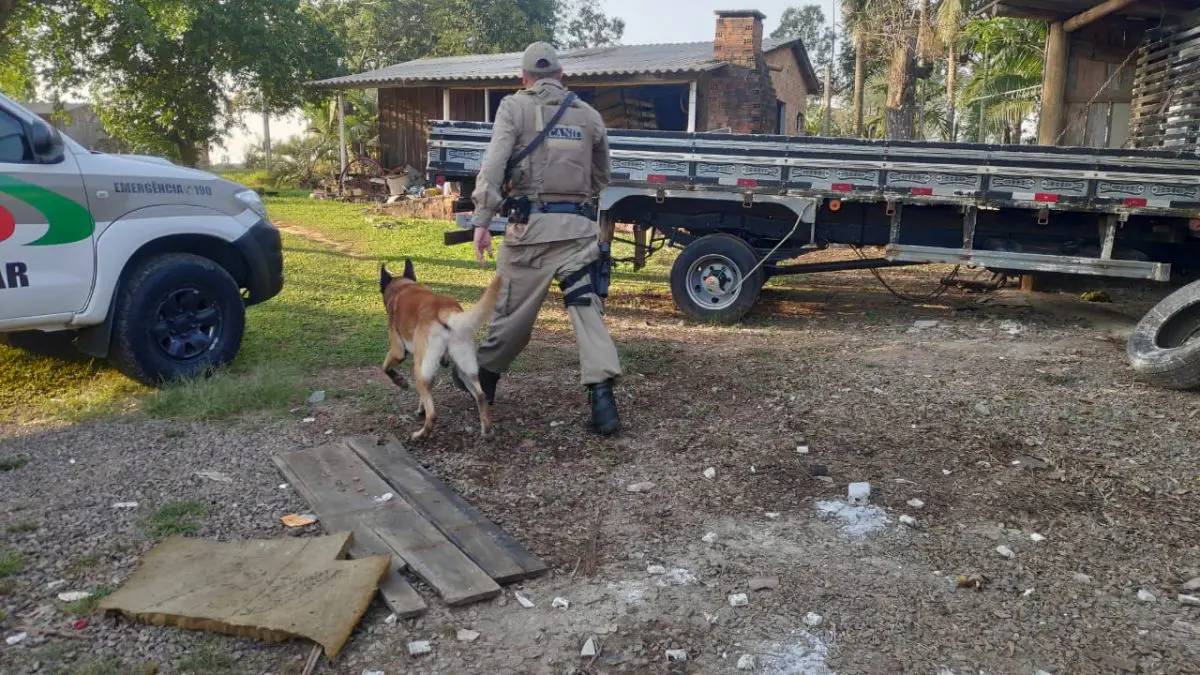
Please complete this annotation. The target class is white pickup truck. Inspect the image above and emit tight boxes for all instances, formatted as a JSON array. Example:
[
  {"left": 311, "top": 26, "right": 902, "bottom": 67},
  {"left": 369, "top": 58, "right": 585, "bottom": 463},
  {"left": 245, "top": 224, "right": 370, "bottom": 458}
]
[{"left": 0, "top": 92, "right": 283, "bottom": 385}]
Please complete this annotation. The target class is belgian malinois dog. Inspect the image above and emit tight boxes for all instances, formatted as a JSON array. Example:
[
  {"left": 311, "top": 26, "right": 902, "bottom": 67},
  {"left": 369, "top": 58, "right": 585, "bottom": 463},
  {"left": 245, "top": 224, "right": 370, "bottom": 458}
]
[{"left": 379, "top": 260, "right": 502, "bottom": 441}]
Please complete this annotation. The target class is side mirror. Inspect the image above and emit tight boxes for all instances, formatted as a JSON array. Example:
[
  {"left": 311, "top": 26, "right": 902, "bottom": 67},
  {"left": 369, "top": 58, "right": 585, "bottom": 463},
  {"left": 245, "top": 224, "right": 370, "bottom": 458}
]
[{"left": 28, "top": 119, "right": 64, "bottom": 163}]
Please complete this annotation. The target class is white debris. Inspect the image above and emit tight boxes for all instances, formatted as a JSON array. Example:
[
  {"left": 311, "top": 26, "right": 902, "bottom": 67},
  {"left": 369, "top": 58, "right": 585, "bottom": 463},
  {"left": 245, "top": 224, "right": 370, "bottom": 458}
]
[
  {"left": 1073, "top": 572, "right": 1094, "bottom": 584},
  {"left": 765, "top": 512, "right": 781, "bottom": 520},
  {"left": 57, "top": 591, "right": 92, "bottom": 602},
  {"left": 658, "top": 568, "right": 699, "bottom": 587},
  {"left": 46, "top": 579, "right": 66, "bottom": 590},
  {"left": 996, "top": 545, "right": 1015, "bottom": 559},
  {"left": 514, "top": 591, "right": 535, "bottom": 608},
  {"left": 362, "top": 671, "right": 384, "bottom": 675},
  {"left": 704, "top": 612, "right": 719, "bottom": 625},
  {"left": 1182, "top": 578, "right": 1200, "bottom": 592},
  {"left": 737, "top": 654, "right": 757, "bottom": 671},
  {"left": 195, "top": 470, "right": 233, "bottom": 484},
  {"left": 803, "top": 612, "right": 823, "bottom": 627},
  {"left": 796, "top": 445, "right": 810, "bottom": 455},
  {"left": 373, "top": 493, "right": 394, "bottom": 504},
  {"left": 278, "top": 483, "right": 288, "bottom": 490},
  {"left": 407, "top": 640, "right": 432, "bottom": 656},
  {"left": 307, "top": 390, "right": 326, "bottom": 404},
  {"left": 1179, "top": 594, "right": 1200, "bottom": 606},
  {"left": 816, "top": 500, "right": 890, "bottom": 537},
  {"left": 580, "top": 637, "right": 599, "bottom": 657},
  {"left": 626, "top": 481, "right": 655, "bottom": 493},
  {"left": 550, "top": 421, "right": 563, "bottom": 428},
  {"left": 1000, "top": 320, "right": 1025, "bottom": 335},
  {"left": 703, "top": 467, "right": 717, "bottom": 479},
  {"left": 847, "top": 482, "right": 871, "bottom": 505},
  {"left": 1034, "top": 671, "right": 1054, "bottom": 675},
  {"left": 112, "top": 501, "right": 139, "bottom": 509},
  {"left": 5, "top": 632, "right": 27, "bottom": 646},
  {"left": 906, "top": 498, "right": 925, "bottom": 509},
  {"left": 974, "top": 402, "right": 991, "bottom": 415},
  {"left": 1030, "top": 532, "right": 1046, "bottom": 542},
  {"left": 383, "top": 613, "right": 398, "bottom": 626},
  {"left": 942, "top": 469, "right": 952, "bottom": 476},
  {"left": 1023, "top": 588, "right": 1035, "bottom": 597},
  {"left": 301, "top": 417, "right": 316, "bottom": 423},
  {"left": 899, "top": 515, "right": 918, "bottom": 527},
  {"left": 552, "top": 597, "right": 570, "bottom": 609},
  {"left": 913, "top": 320, "right": 940, "bottom": 330},
  {"left": 1137, "top": 589, "right": 1157, "bottom": 603},
  {"left": 729, "top": 593, "right": 749, "bottom": 607},
  {"left": 702, "top": 532, "right": 718, "bottom": 544},
  {"left": 665, "top": 649, "right": 688, "bottom": 662},
  {"left": 457, "top": 629, "right": 480, "bottom": 642},
  {"left": 646, "top": 564, "right": 667, "bottom": 575}
]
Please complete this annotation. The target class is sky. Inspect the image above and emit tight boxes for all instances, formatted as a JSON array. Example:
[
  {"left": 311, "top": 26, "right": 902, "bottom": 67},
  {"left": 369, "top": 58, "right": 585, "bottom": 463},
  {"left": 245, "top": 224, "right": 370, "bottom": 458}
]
[{"left": 216, "top": 0, "right": 839, "bottom": 165}]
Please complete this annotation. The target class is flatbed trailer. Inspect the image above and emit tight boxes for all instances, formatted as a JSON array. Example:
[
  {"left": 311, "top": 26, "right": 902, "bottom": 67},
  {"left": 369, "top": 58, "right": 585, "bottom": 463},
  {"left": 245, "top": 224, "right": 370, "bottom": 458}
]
[{"left": 426, "top": 121, "right": 1200, "bottom": 389}]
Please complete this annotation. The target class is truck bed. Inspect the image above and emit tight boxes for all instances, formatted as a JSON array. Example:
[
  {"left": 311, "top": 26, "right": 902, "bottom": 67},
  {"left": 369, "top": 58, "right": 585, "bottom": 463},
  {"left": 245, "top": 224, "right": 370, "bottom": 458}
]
[{"left": 427, "top": 121, "right": 1200, "bottom": 218}]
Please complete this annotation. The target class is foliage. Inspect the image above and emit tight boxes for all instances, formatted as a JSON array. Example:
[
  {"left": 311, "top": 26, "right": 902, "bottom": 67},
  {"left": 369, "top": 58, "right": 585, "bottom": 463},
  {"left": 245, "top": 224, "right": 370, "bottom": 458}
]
[
  {"left": 772, "top": 5, "right": 835, "bottom": 70},
  {"left": 29, "top": 0, "right": 344, "bottom": 166},
  {"left": 557, "top": 0, "right": 624, "bottom": 49},
  {"left": 139, "top": 501, "right": 206, "bottom": 540},
  {"left": 959, "top": 17, "right": 1045, "bottom": 143}
]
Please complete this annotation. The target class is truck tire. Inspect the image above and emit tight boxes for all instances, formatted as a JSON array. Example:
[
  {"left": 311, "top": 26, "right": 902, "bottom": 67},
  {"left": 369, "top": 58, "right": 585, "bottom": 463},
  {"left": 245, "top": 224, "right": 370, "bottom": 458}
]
[
  {"left": 110, "top": 253, "right": 245, "bottom": 386},
  {"left": 670, "top": 234, "right": 764, "bottom": 324},
  {"left": 1127, "top": 278, "right": 1200, "bottom": 390}
]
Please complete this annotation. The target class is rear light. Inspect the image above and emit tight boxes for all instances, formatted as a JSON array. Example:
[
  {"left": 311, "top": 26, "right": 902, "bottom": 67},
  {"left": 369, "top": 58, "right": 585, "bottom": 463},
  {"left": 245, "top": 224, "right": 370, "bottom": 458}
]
[
  {"left": 435, "top": 175, "right": 446, "bottom": 187},
  {"left": 829, "top": 199, "right": 842, "bottom": 212},
  {"left": 1190, "top": 219, "right": 1200, "bottom": 233}
]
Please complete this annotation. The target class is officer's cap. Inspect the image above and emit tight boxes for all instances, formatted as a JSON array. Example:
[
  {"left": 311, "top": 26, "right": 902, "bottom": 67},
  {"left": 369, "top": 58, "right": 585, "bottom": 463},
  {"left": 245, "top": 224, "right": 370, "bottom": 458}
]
[{"left": 522, "top": 42, "right": 562, "bottom": 78}]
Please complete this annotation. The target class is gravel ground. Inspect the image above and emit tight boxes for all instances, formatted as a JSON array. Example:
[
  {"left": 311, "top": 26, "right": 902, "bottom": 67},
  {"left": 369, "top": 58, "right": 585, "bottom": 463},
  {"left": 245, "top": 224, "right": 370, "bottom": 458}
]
[{"left": 2, "top": 262, "right": 1200, "bottom": 675}]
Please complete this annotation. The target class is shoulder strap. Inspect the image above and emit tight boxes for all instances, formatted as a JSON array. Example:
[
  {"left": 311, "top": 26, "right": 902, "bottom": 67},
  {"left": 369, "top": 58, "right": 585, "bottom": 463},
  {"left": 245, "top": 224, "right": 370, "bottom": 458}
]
[{"left": 506, "top": 92, "right": 577, "bottom": 173}]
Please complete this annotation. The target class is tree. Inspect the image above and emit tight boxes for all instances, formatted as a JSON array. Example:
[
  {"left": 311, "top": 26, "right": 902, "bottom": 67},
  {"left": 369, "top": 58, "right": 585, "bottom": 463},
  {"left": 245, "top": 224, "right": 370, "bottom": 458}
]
[
  {"left": 936, "top": 0, "right": 968, "bottom": 140},
  {"left": 960, "top": 17, "right": 1045, "bottom": 143},
  {"left": 0, "top": 0, "right": 33, "bottom": 99},
  {"left": 772, "top": 5, "right": 834, "bottom": 67},
  {"left": 31, "top": 0, "right": 344, "bottom": 166},
  {"left": 557, "top": 0, "right": 624, "bottom": 49}
]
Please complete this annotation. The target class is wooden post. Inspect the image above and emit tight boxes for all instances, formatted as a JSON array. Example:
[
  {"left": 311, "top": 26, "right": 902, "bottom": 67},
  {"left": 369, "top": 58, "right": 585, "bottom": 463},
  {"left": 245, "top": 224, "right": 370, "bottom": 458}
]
[
  {"left": 1064, "top": 0, "right": 1141, "bottom": 32},
  {"left": 687, "top": 80, "right": 698, "bottom": 132},
  {"left": 1037, "top": 21, "right": 1069, "bottom": 146}
]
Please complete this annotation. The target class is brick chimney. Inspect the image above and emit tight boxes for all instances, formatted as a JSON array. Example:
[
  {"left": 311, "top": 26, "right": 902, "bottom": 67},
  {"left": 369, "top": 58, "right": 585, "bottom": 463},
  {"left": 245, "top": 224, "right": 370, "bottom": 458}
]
[
  {"left": 713, "top": 10, "right": 766, "bottom": 68},
  {"left": 705, "top": 9, "right": 777, "bottom": 135}
]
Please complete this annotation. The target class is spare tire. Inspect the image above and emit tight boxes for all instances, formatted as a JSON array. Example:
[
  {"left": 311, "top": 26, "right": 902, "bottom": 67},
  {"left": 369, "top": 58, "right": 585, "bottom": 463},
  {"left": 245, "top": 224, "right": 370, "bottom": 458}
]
[{"left": 1127, "top": 278, "right": 1200, "bottom": 390}]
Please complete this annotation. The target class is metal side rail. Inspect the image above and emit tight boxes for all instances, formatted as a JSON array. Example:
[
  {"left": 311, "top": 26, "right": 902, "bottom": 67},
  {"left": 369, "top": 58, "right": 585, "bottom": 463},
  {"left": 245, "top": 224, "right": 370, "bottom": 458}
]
[{"left": 883, "top": 244, "right": 1171, "bottom": 281}]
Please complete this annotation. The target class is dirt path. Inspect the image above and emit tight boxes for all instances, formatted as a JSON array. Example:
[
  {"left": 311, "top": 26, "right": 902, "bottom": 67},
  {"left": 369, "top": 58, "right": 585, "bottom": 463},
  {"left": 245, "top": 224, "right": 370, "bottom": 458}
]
[{"left": 3, "top": 232, "right": 1198, "bottom": 674}]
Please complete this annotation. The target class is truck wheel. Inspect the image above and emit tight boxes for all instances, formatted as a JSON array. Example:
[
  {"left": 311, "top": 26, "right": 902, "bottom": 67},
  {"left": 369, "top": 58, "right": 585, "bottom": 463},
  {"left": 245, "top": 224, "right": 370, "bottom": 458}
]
[
  {"left": 670, "top": 234, "right": 764, "bottom": 324},
  {"left": 110, "top": 253, "right": 245, "bottom": 386},
  {"left": 1127, "top": 278, "right": 1200, "bottom": 390}
]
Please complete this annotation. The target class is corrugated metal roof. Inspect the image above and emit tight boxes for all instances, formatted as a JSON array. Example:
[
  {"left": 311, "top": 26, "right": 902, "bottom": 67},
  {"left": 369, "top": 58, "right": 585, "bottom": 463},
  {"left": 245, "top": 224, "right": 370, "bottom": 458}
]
[{"left": 309, "top": 38, "right": 804, "bottom": 89}]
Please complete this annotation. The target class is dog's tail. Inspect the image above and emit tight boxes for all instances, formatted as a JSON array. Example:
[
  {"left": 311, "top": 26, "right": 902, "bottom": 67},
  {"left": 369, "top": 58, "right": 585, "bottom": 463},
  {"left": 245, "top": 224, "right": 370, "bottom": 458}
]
[{"left": 443, "top": 274, "right": 503, "bottom": 339}]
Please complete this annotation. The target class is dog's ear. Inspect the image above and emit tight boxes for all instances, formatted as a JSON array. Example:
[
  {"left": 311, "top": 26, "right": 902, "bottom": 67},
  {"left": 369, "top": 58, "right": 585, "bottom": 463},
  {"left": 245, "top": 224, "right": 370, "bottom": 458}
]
[
  {"left": 379, "top": 263, "right": 392, "bottom": 295},
  {"left": 403, "top": 258, "right": 416, "bottom": 282}
]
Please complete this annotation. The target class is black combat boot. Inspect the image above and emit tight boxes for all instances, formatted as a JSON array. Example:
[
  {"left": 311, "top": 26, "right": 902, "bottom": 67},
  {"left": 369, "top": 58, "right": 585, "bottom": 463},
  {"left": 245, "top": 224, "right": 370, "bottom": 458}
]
[
  {"left": 452, "top": 366, "right": 500, "bottom": 404},
  {"left": 588, "top": 379, "right": 621, "bottom": 436}
]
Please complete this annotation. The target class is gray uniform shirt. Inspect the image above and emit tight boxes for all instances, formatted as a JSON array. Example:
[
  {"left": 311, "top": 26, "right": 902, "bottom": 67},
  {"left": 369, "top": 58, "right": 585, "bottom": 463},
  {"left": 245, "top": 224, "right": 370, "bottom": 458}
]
[{"left": 471, "top": 79, "right": 611, "bottom": 246}]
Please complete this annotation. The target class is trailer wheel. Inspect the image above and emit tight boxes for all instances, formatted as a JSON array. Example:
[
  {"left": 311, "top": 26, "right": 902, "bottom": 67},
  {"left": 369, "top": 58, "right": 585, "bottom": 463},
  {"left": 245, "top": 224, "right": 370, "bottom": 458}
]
[
  {"left": 1127, "top": 278, "right": 1200, "bottom": 390},
  {"left": 670, "top": 234, "right": 764, "bottom": 324}
]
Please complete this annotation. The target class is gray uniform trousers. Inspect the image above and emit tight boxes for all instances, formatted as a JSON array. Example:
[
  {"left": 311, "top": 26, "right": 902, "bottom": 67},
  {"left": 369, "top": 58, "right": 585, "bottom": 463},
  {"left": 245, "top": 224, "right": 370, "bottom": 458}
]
[{"left": 476, "top": 235, "right": 622, "bottom": 386}]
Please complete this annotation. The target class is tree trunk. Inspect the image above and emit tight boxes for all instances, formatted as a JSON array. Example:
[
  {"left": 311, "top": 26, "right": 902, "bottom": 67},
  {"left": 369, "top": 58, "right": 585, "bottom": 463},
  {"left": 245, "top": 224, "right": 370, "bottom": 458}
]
[
  {"left": 885, "top": 35, "right": 918, "bottom": 140},
  {"left": 852, "top": 28, "right": 866, "bottom": 137},
  {"left": 946, "top": 43, "right": 957, "bottom": 142}
]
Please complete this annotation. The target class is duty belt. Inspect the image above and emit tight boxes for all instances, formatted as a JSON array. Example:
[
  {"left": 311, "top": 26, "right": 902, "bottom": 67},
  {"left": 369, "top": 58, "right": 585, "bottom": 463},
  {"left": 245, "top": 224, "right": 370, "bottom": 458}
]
[{"left": 537, "top": 201, "right": 597, "bottom": 220}]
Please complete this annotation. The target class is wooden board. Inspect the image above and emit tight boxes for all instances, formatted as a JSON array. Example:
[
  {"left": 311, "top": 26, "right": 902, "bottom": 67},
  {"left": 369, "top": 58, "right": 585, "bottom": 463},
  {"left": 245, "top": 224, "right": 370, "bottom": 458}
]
[
  {"left": 273, "top": 442, "right": 500, "bottom": 607},
  {"left": 346, "top": 435, "right": 549, "bottom": 584},
  {"left": 98, "top": 533, "right": 387, "bottom": 659}
]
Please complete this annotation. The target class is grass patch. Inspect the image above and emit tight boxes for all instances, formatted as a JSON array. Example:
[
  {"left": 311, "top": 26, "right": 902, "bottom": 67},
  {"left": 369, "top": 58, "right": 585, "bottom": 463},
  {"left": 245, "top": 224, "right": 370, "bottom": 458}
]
[
  {"left": 618, "top": 341, "right": 678, "bottom": 376},
  {"left": 0, "top": 549, "right": 23, "bottom": 578},
  {"left": 140, "top": 367, "right": 307, "bottom": 421},
  {"left": 0, "top": 457, "right": 28, "bottom": 471},
  {"left": 176, "top": 643, "right": 238, "bottom": 674},
  {"left": 63, "top": 585, "right": 112, "bottom": 615},
  {"left": 72, "top": 655, "right": 126, "bottom": 675},
  {"left": 72, "top": 553, "right": 101, "bottom": 571},
  {"left": 7, "top": 521, "right": 39, "bottom": 534},
  {"left": 139, "top": 502, "right": 206, "bottom": 540}
]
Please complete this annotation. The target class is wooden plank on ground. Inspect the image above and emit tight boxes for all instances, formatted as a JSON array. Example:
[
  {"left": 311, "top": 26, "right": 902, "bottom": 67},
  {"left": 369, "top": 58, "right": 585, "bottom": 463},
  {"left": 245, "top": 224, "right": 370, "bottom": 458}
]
[
  {"left": 272, "top": 449, "right": 428, "bottom": 618},
  {"left": 273, "top": 442, "right": 500, "bottom": 607},
  {"left": 346, "top": 434, "right": 549, "bottom": 583}
]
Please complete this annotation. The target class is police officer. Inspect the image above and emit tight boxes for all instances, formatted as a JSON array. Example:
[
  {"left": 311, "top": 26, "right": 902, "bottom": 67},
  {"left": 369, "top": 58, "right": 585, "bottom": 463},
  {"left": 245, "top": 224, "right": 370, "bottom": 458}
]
[{"left": 451, "top": 41, "right": 623, "bottom": 436}]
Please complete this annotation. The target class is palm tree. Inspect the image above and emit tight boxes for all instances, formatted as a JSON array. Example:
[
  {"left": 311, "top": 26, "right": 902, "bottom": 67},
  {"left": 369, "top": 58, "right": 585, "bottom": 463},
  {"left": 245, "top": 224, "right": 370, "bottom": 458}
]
[
  {"left": 936, "top": 0, "right": 968, "bottom": 140},
  {"left": 960, "top": 17, "right": 1046, "bottom": 143}
]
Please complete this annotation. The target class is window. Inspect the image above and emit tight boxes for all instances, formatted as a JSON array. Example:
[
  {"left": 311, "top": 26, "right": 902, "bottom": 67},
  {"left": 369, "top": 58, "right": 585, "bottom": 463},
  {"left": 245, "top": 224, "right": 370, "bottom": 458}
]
[
  {"left": 0, "top": 111, "right": 31, "bottom": 163},
  {"left": 796, "top": 112, "right": 806, "bottom": 136},
  {"left": 777, "top": 101, "right": 787, "bottom": 134}
]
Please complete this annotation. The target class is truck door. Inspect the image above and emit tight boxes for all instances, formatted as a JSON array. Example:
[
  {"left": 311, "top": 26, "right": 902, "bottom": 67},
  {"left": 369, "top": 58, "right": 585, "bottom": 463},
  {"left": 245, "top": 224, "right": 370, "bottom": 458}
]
[{"left": 0, "top": 104, "right": 95, "bottom": 322}]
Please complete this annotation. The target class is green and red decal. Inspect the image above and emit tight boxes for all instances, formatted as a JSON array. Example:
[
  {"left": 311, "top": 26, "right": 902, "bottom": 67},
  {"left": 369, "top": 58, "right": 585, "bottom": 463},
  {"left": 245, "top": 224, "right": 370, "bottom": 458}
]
[{"left": 0, "top": 174, "right": 95, "bottom": 246}]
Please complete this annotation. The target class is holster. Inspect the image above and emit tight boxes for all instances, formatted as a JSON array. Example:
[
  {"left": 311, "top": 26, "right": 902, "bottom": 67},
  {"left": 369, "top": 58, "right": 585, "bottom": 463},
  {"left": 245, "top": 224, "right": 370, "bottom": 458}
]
[
  {"left": 592, "top": 241, "right": 612, "bottom": 299},
  {"left": 502, "top": 196, "right": 532, "bottom": 224}
]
